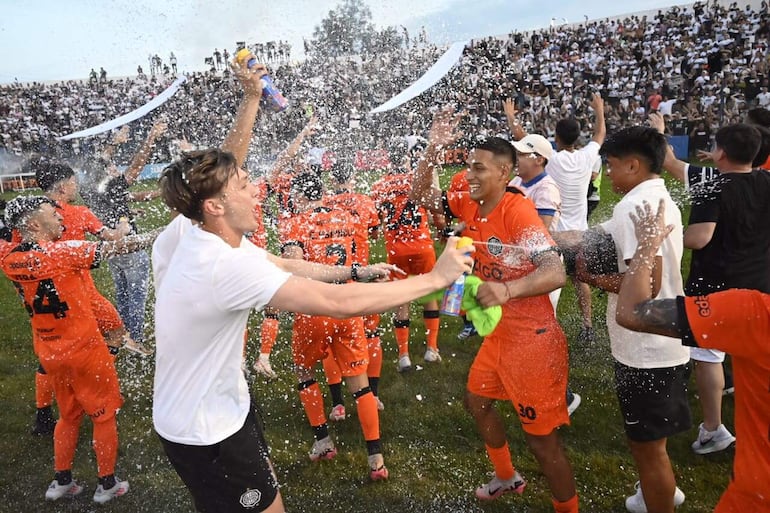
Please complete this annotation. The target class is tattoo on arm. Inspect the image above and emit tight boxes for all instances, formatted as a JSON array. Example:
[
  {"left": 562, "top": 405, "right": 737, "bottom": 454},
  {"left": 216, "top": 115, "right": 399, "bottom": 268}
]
[{"left": 634, "top": 298, "right": 684, "bottom": 338}]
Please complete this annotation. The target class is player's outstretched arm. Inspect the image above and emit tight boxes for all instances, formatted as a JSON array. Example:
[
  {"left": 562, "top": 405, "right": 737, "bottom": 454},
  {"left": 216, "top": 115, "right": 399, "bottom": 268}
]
[
  {"left": 616, "top": 199, "right": 683, "bottom": 337},
  {"left": 267, "top": 237, "right": 474, "bottom": 318}
]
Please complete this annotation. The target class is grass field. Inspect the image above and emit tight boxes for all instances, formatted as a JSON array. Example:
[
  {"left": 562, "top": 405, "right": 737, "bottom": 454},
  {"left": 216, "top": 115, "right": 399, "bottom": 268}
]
[{"left": 0, "top": 168, "right": 735, "bottom": 513}]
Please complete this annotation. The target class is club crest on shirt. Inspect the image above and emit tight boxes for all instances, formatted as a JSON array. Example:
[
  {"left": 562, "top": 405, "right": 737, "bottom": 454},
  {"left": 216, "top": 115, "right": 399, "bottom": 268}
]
[
  {"left": 239, "top": 488, "right": 262, "bottom": 508},
  {"left": 486, "top": 236, "right": 503, "bottom": 256}
]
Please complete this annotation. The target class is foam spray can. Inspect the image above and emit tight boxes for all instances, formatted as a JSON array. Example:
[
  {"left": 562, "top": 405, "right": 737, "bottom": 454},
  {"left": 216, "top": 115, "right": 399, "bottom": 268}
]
[
  {"left": 235, "top": 48, "right": 289, "bottom": 113},
  {"left": 440, "top": 236, "right": 475, "bottom": 316}
]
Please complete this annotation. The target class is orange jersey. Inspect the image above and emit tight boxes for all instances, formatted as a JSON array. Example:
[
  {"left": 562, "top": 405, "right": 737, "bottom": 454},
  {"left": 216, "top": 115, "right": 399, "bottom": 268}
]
[
  {"left": 448, "top": 169, "right": 469, "bottom": 193},
  {"left": 446, "top": 189, "right": 559, "bottom": 331},
  {"left": 325, "top": 191, "right": 379, "bottom": 264},
  {"left": 11, "top": 201, "right": 104, "bottom": 244},
  {"left": 370, "top": 171, "right": 433, "bottom": 256},
  {"left": 279, "top": 206, "right": 358, "bottom": 267},
  {"left": 1, "top": 240, "right": 103, "bottom": 363},
  {"left": 682, "top": 290, "right": 770, "bottom": 511}
]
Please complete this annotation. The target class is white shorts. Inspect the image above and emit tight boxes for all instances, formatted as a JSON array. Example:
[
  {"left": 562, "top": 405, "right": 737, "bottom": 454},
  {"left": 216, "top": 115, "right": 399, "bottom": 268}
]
[{"left": 690, "top": 346, "right": 725, "bottom": 363}]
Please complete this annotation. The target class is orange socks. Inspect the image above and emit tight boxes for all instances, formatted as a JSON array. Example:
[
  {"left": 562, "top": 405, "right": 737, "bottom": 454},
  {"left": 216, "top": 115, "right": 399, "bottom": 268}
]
[
  {"left": 259, "top": 314, "right": 279, "bottom": 354},
  {"left": 298, "top": 380, "right": 327, "bottom": 427},
  {"left": 485, "top": 442, "right": 515, "bottom": 481},
  {"left": 394, "top": 319, "right": 410, "bottom": 357},
  {"left": 353, "top": 386, "right": 380, "bottom": 441},
  {"left": 35, "top": 367, "right": 54, "bottom": 408},
  {"left": 92, "top": 418, "right": 119, "bottom": 478},
  {"left": 552, "top": 494, "right": 579, "bottom": 513},
  {"left": 423, "top": 310, "right": 440, "bottom": 351}
]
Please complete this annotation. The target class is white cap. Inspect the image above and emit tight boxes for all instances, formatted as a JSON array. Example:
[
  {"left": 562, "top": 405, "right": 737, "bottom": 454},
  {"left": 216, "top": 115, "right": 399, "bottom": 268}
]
[{"left": 512, "top": 134, "right": 554, "bottom": 159}]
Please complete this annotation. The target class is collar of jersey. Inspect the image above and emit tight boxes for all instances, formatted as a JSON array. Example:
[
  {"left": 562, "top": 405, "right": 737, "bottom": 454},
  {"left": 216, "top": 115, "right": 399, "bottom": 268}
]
[{"left": 520, "top": 171, "right": 548, "bottom": 188}]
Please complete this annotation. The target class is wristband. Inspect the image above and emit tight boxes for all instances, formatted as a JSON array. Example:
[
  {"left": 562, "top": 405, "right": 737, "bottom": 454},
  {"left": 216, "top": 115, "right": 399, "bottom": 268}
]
[{"left": 351, "top": 263, "right": 362, "bottom": 282}]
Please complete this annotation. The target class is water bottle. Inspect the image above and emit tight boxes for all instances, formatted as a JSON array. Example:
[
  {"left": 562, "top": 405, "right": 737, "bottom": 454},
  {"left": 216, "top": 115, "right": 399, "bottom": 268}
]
[
  {"left": 234, "top": 49, "right": 289, "bottom": 113},
  {"left": 440, "top": 237, "right": 474, "bottom": 316}
]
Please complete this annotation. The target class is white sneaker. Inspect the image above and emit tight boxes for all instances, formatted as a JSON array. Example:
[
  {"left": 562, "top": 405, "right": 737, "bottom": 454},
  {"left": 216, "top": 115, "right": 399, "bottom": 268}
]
[
  {"left": 309, "top": 436, "right": 337, "bottom": 462},
  {"left": 397, "top": 354, "right": 412, "bottom": 372},
  {"left": 567, "top": 392, "right": 581, "bottom": 416},
  {"left": 624, "top": 480, "right": 685, "bottom": 513},
  {"left": 424, "top": 347, "right": 442, "bottom": 363},
  {"left": 475, "top": 471, "right": 526, "bottom": 500},
  {"left": 691, "top": 423, "right": 735, "bottom": 455},
  {"left": 329, "top": 404, "right": 346, "bottom": 421},
  {"left": 45, "top": 479, "right": 83, "bottom": 501},
  {"left": 253, "top": 353, "right": 277, "bottom": 379},
  {"left": 93, "top": 478, "right": 129, "bottom": 504}
]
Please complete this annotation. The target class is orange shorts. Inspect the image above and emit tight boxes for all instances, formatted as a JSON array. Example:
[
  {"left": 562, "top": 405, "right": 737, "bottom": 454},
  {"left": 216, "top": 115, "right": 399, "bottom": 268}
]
[
  {"left": 292, "top": 314, "right": 368, "bottom": 376},
  {"left": 364, "top": 314, "right": 380, "bottom": 336},
  {"left": 43, "top": 342, "right": 124, "bottom": 423},
  {"left": 388, "top": 250, "right": 436, "bottom": 279},
  {"left": 466, "top": 320, "right": 569, "bottom": 436},
  {"left": 714, "top": 482, "right": 768, "bottom": 513}
]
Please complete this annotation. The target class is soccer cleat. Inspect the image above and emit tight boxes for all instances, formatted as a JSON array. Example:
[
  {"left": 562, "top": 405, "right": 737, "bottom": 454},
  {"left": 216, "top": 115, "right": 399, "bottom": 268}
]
[
  {"left": 457, "top": 323, "right": 478, "bottom": 340},
  {"left": 691, "top": 423, "right": 735, "bottom": 455},
  {"left": 45, "top": 480, "right": 83, "bottom": 501},
  {"left": 329, "top": 404, "right": 346, "bottom": 422},
  {"left": 567, "top": 391, "right": 582, "bottom": 416},
  {"left": 368, "top": 454, "right": 388, "bottom": 481},
  {"left": 375, "top": 396, "right": 385, "bottom": 411},
  {"left": 32, "top": 406, "right": 57, "bottom": 436},
  {"left": 424, "top": 347, "right": 442, "bottom": 363},
  {"left": 309, "top": 436, "right": 337, "bottom": 462},
  {"left": 253, "top": 354, "right": 277, "bottom": 379},
  {"left": 93, "top": 478, "right": 129, "bottom": 504},
  {"left": 624, "top": 480, "right": 685, "bottom": 513},
  {"left": 397, "top": 354, "right": 412, "bottom": 373},
  {"left": 475, "top": 471, "right": 527, "bottom": 500}
]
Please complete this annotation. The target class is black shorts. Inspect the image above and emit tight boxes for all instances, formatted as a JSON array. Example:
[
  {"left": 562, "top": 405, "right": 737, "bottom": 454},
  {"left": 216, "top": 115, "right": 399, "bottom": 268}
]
[
  {"left": 614, "top": 361, "right": 692, "bottom": 442},
  {"left": 158, "top": 403, "right": 278, "bottom": 512}
]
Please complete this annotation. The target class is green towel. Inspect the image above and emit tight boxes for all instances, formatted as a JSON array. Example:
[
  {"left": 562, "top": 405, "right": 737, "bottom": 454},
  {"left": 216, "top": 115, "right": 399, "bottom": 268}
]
[{"left": 417, "top": 275, "right": 503, "bottom": 337}]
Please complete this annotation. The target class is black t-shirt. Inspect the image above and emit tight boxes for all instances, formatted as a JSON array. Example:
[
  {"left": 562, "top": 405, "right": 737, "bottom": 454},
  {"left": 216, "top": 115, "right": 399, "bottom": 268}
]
[
  {"left": 82, "top": 175, "right": 137, "bottom": 233},
  {"left": 686, "top": 169, "right": 770, "bottom": 294}
]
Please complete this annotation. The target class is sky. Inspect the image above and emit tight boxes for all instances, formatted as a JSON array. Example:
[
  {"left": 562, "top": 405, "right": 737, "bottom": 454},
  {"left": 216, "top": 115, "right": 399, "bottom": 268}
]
[{"left": 1, "top": 0, "right": 690, "bottom": 84}]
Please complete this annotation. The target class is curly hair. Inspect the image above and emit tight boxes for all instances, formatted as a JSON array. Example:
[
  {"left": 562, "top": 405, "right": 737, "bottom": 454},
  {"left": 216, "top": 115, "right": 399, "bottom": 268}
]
[{"left": 159, "top": 149, "right": 238, "bottom": 222}]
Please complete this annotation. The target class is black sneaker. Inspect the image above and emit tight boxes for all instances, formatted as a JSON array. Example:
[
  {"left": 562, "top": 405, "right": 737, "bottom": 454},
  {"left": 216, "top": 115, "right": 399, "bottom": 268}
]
[
  {"left": 32, "top": 406, "right": 57, "bottom": 436},
  {"left": 457, "top": 323, "right": 478, "bottom": 340}
]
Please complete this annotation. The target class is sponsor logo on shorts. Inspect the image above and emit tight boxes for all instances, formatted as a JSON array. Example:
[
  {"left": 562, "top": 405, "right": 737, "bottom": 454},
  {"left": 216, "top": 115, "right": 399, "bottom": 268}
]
[
  {"left": 239, "top": 488, "right": 262, "bottom": 509},
  {"left": 486, "top": 236, "right": 503, "bottom": 256},
  {"left": 694, "top": 296, "right": 711, "bottom": 317}
]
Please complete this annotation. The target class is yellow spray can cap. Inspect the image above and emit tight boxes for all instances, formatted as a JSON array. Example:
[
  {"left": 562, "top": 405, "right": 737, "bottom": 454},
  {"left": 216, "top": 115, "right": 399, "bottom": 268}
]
[
  {"left": 457, "top": 236, "right": 474, "bottom": 249},
  {"left": 235, "top": 48, "right": 251, "bottom": 64}
]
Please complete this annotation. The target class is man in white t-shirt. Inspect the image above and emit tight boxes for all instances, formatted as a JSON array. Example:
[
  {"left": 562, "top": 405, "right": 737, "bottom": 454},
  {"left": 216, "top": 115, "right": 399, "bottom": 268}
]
[
  {"left": 556, "top": 126, "right": 690, "bottom": 513},
  {"left": 505, "top": 93, "right": 606, "bottom": 342},
  {"left": 152, "top": 54, "right": 473, "bottom": 513}
]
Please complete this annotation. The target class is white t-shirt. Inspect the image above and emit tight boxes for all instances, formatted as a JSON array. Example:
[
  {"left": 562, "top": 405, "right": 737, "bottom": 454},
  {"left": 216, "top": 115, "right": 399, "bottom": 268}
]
[
  {"left": 151, "top": 214, "right": 193, "bottom": 290},
  {"left": 599, "top": 178, "right": 690, "bottom": 369},
  {"left": 547, "top": 141, "right": 601, "bottom": 231},
  {"left": 153, "top": 226, "right": 291, "bottom": 445}
]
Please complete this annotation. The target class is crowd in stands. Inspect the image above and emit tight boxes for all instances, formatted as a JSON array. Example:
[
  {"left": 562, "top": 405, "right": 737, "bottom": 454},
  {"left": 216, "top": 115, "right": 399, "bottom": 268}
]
[{"left": 2, "top": 1, "right": 770, "bottom": 173}]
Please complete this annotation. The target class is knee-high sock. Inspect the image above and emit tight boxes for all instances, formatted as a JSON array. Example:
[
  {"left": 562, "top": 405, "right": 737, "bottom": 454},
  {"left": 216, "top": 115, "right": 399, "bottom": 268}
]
[
  {"left": 53, "top": 414, "right": 83, "bottom": 472},
  {"left": 36, "top": 366, "right": 55, "bottom": 408},
  {"left": 298, "top": 380, "right": 327, "bottom": 427},
  {"left": 423, "top": 310, "right": 440, "bottom": 351},
  {"left": 394, "top": 319, "right": 410, "bottom": 357},
  {"left": 259, "top": 314, "right": 280, "bottom": 355},
  {"left": 552, "top": 494, "right": 579, "bottom": 513},
  {"left": 486, "top": 442, "right": 515, "bottom": 480},
  {"left": 367, "top": 335, "right": 382, "bottom": 379},
  {"left": 353, "top": 386, "right": 380, "bottom": 442},
  {"left": 93, "top": 417, "right": 119, "bottom": 478}
]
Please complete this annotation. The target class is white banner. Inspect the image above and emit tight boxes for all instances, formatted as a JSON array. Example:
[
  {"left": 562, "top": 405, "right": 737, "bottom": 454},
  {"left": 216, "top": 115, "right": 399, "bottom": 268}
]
[
  {"left": 370, "top": 40, "right": 469, "bottom": 114},
  {"left": 57, "top": 76, "right": 187, "bottom": 141}
]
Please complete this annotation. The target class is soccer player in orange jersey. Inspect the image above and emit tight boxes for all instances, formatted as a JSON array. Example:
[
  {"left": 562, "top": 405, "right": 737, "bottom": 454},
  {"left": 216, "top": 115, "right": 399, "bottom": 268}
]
[
  {"left": 617, "top": 199, "right": 770, "bottom": 513},
  {"left": 412, "top": 108, "right": 579, "bottom": 513},
  {"left": 279, "top": 171, "right": 389, "bottom": 480},
  {"left": 371, "top": 138, "right": 442, "bottom": 371},
  {"left": 1, "top": 195, "right": 158, "bottom": 504},
  {"left": 324, "top": 159, "right": 384, "bottom": 415}
]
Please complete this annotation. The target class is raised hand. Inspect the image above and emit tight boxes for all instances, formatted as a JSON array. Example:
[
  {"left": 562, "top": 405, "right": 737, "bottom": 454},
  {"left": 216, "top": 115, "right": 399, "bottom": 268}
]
[
  {"left": 230, "top": 55, "right": 267, "bottom": 99},
  {"left": 502, "top": 97, "right": 518, "bottom": 122},
  {"left": 428, "top": 105, "right": 464, "bottom": 149},
  {"left": 629, "top": 199, "right": 674, "bottom": 252},
  {"left": 648, "top": 112, "right": 665, "bottom": 133}
]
